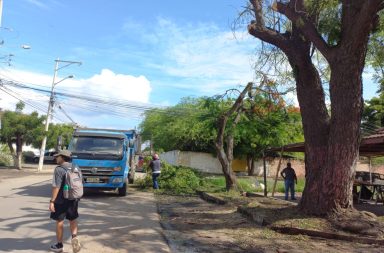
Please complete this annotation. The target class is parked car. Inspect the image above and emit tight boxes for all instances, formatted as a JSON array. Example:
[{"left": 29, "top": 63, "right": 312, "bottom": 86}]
[{"left": 33, "top": 151, "right": 58, "bottom": 163}]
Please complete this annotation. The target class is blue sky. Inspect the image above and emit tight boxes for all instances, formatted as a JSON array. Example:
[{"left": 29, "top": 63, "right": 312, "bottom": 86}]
[{"left": 0, "top": 0, "right": 380, "bottom": 130}]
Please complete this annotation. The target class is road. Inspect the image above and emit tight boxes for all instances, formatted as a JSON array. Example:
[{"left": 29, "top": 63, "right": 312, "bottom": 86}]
[{"left": 0, "top": 166, "right": 171, "bottom": 253}]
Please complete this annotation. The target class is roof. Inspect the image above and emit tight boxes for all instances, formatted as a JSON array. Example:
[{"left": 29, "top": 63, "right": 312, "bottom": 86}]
[
  {"left": 74, "top": 128, "right": 136, "bottom": 139},
  {"left": 73, "top": 131, "right": 127, "bottom": 139},
  {"left": 268, "top": 128, "right": 384, "bottom": 157}
]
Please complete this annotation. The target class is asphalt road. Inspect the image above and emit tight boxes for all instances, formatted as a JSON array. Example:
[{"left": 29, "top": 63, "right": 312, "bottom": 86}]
[{"left": 0, "top": 166, "right": 170, "bottom": 253}]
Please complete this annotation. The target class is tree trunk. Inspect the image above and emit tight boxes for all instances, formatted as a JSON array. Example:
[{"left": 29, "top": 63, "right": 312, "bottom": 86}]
[
  {"left": 247, "top": 0, "right": 381, "bottom": 215},
  {"left": 216, "top": 144, "right": 237, "bottom": 190},
  {"left": 7, "top": 140, "right": 17, "bottom": 169},
  {"left": 15, "top": 135, "right": 23, "bottom": 170},
  {"left": 288, "top": 55, "right": 330, "bottom": 214},
  {"left": 299, "top": 41, "right": 367, "bottom": 214},
  {"left": 247, "top": 155, "right": 256, "bottom": 176},
  {"left": 215, "top": 83, "right": 253, "bottom": 191}
]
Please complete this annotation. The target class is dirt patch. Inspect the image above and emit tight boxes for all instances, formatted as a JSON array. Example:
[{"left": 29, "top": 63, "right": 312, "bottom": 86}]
[{"left": 157, "top": 194, "right": 384, "bottom": 252}]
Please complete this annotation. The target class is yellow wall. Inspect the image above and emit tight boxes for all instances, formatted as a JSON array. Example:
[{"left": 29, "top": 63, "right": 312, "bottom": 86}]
[{"left": 232, "top": 159, "right": 247, "bottom": 172}]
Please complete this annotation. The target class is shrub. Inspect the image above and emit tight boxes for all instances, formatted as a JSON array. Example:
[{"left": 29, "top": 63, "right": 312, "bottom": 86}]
[
  {"left": 159, "top": 166, "right": 201, "bottom": 194},
  {"left": 135, "top": 173, "right": 153, "bottom": 189},
  {"left": 0, "top": 144, "right": 12, "bottom": 166},
  {"left": 135, "top": 161, "right": 202, "bottom": 194}
]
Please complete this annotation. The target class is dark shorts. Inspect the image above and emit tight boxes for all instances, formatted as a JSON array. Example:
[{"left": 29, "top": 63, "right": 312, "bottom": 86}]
[{"left": 50, "top": 200, "right": 79, "bottom": 221}]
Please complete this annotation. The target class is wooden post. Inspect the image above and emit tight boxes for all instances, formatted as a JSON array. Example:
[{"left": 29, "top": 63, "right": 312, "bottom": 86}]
[
  {"left": 272, "top": 147, "right": 284, "bottom": 197},
  {"left": 369, "top": 156, "right": 372, "bottom": 183},
  {"left": 263, "top": 151, "right": 267, "bottom": 197}
]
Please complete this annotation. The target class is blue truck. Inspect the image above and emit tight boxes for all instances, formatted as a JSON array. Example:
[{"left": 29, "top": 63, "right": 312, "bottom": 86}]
[{"left": 68, "top": 128, "right": 138, "bottom": 196}]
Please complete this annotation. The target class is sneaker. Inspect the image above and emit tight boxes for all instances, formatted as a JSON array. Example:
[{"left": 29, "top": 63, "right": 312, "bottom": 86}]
[
  {"left": 71, "top": 236, "right": 81, "bottom": 253},
  {"left": 50, "top": 243, "right": 63, "bottom": 253},
  {"left": 291, "top": 198, "right": 297, "bottom": 200}
]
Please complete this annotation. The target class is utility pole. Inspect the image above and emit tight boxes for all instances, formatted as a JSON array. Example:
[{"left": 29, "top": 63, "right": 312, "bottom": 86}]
[{"left": 37, "top": 58, "right": 81, "bottom": 172}]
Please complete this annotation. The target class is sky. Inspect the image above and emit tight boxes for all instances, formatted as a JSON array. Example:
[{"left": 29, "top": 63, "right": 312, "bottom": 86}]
[{"left": 0, "top": 0, "right": 380, "bottom": 130}]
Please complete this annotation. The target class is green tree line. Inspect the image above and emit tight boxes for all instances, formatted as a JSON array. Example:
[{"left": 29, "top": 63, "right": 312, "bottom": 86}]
[
  {"left": 139, "top": 92, "right": 303, "bottom": 174},
  {"left": 0, "top": 102, "right": 74, "bottom": 169}
]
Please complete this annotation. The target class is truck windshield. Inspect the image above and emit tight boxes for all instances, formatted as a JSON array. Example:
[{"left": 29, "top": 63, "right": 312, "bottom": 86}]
[{"left": 70, "top": 136, "right": 124, "bottom": 160}]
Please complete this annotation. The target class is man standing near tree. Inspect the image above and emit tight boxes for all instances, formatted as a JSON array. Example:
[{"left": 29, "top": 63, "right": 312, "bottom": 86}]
[{"left": 280, "top": 162, "right": 297, "bottom": 201}]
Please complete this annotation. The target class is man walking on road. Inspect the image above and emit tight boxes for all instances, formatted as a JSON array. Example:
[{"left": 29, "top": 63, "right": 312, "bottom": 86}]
[{"left": 49, "top": 150, "right": 81, "bottom": 253}]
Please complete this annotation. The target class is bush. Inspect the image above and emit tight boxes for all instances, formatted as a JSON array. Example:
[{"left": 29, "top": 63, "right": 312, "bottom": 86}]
[
  {"left": 159, "top": 165, "right": 201, "bottom": 194},
  {"left": 0, "top": 144, "right": 12, "bottom": 166},
  {"left": 135, "top": 173, "right": 153, "bottom": 189},
  {"left": 135, "top": 161, "right": 202, "bottom": 194}
]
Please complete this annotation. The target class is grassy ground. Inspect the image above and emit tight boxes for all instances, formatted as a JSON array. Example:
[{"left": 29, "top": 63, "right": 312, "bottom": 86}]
[{"left": 199, "top": 175, "right": 306, "bottom": 194}]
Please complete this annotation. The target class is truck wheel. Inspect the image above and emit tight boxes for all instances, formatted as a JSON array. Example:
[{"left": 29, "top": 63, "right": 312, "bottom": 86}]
[
  {"left": 128, "top": 169, "right": 135, "bottom": 184},
  {"left": 118, "top": 179, "right": 128, "bottom": 196}
]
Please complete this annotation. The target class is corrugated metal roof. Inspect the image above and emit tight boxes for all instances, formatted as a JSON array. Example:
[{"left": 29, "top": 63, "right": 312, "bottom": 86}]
[{"left": 268, "top": 128, "right": 384, "bottom": 157}]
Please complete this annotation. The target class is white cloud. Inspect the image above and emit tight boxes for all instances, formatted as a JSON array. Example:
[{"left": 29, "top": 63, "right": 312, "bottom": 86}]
[
  {"left": 152, "top": 19, "right": 256, "bottom": 92},
  {"left": 0, "top": 68, "right": 152, "bottom": 128},
  {"left": 79, "top": 69, "right": 151, "bottom": 103},
  {"left": 119, "top": 17, "right": 257, "bottom": 94}
]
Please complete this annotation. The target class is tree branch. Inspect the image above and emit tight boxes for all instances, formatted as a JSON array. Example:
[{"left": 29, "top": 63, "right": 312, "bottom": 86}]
[
  {"left": 379, "top": 2, "right": 384, "bottom": 11},
  {"left": 248, "top": 0, "right": 291, "bottom": 52},
  {"left": 274, "top": 1, "right": 332, "bottom": 61},
  {"left": 215, "top": 83, "right": 253, "bottom": 157},
  {"left": 339, "top": 0, "right": 383, "bottom": 50}
]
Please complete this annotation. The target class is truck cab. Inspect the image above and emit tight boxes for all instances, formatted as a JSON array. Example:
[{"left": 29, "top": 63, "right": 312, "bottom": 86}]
[{"left": 69, "top": 128, "right": 137, "bottom": 196}]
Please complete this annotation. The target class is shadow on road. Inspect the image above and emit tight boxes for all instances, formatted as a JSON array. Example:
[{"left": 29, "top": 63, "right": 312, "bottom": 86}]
[
  {"left": 0, "top": 209, "right": 54, "bottom": 251},
  {"left": 15, "top": 179, "right": 52, "bottom": 198},
  {"left": 1, "top": 178, "right": 169, "bottom": 253}
]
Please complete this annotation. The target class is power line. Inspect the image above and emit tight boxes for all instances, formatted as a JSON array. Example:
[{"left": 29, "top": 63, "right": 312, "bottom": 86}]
[
  {"left": 56, "top": 103, "right": 77, "bottom": 125},
  {"left": 3, "top": 79, "right": 165, "bottom": 111},
  {"left": 0, "top": 86, "right": 67, "bottom": 123}
]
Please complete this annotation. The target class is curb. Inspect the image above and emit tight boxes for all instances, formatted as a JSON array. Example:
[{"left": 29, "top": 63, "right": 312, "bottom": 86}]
[
  {"left": 196, "top": 190, "right": 227, "bottom": 205},
  {"left": 237, "top": 206, "right": 268, "bottom": 226}
]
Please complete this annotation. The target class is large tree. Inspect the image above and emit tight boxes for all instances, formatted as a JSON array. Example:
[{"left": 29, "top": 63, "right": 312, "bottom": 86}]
[
  {"left": 0, "top": 102, "right": 45, "bottom": 169},
  {"left": 140, "top": 92, "right": 301, "bottom": 173},
  {"left": 234, "top": 80, "right": 303, "bottom": 176},
  {"left": 247, "top": 0, "right": 384, "bottom": 214},
  {"left": 362, "top": 95, "right": 384, "bottom": 132},
  {"left": 140, "top": 97, "right": 218, "bottom": 153}
]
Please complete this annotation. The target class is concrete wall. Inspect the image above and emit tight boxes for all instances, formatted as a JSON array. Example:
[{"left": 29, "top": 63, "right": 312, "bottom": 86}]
[
  {"left": 160, "top": 150, "right": 222, "bottom": 174},
  {"left": 159, "top": 150, "right": 269, "bottom": 175},
  {"left": 159, "top": 151, "right": 384, "bottom": 178}
]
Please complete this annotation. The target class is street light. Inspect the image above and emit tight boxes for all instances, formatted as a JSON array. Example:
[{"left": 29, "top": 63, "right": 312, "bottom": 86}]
[{"left": 37, "top": 58, "right": 81, "bottom": 172}]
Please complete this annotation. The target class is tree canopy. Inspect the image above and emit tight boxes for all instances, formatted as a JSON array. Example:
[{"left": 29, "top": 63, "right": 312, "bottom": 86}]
[
  {"left": 0, "top": 102, "right": 75, "bottom": 169},
  {"left": 139, "top": 91, "right": 302, "bottom": 160},
  {"left": 0, "top": 102, "right": 45, "bottom": 169}
]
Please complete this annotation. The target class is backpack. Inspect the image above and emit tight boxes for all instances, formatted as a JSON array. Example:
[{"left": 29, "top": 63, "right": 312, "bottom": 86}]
[{"left": 62, "top": 164, "right": 84, "bottom": 200}]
